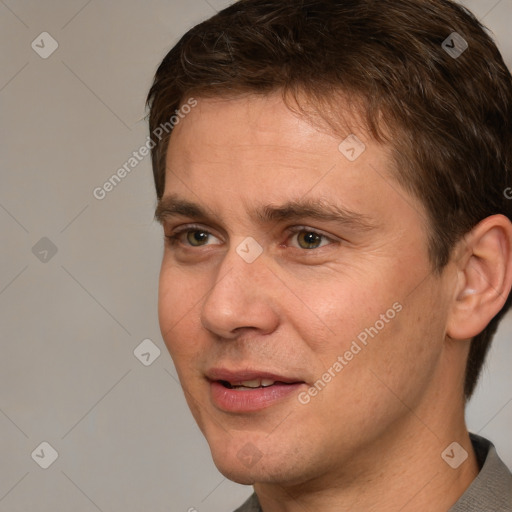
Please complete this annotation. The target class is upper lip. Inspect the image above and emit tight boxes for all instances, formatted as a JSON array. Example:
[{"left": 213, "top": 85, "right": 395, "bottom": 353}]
[{"left": 206, "top": 367, "right": 305, "bottom": 384}]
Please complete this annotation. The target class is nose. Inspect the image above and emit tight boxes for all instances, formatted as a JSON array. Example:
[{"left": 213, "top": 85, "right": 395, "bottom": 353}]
[{"left": 200, "top": 247, "right": 280, "bottom": 339}]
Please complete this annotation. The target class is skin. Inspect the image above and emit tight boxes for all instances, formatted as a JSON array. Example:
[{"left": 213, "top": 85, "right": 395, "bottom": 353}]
[{"left": 156, "top": 93, "right": 512, "bottom": 511}]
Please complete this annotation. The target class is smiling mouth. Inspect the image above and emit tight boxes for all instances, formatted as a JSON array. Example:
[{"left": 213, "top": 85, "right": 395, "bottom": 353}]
[
  {"left": 209, "top": 372, "right": 306, "bottom": 411},
  {"left": 218, "top": 379, "right": 298, "bottom": 390}
]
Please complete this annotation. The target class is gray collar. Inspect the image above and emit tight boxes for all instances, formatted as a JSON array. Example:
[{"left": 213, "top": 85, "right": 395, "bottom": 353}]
[{"left": 448, "top": 433, "right": 512, "bottom": 511}]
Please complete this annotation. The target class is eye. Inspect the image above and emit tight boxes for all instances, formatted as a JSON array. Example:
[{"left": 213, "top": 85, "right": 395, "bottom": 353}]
[
  {"left": 186, "top": 230, "right": 211, "bottom": 247},
  {"left": 166, "top": 226, "right": 222, "bottom": 247},
  {"left": 289, "top": 229, "right": 333, "bottom": 249}
]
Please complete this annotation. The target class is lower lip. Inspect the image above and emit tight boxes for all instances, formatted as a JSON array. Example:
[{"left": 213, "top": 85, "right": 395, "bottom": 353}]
[{"left": 210, "top": 381, "right": 304, "bottom": 412}]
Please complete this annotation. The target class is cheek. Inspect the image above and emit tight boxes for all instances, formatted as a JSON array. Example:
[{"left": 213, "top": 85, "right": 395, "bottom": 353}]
[
  {"left": 359, "top": 279, "right": 449, "bottom": 404},
  {"left": 158, "top": 262, "right": 203, "bottom": 357},
  {"left": 293, "top": 260, "right": 440, "bottom": 395},
  {"left": 296, "top": 272, "right": 395, "bottom": 352}
]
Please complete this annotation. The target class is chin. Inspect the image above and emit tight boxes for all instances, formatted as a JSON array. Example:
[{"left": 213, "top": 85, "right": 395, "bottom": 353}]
[
  {"left": 214, "top": 462, "right": 259, "bottom": 485},
  {"left": 207, "top": 443, "right": 266, "bottom": 484},
  {"left": 208, "top": 441, "right": 309, "bottom": 487},
  {"left": 203, "top": 437, "right": 261, "bottom": 482}
]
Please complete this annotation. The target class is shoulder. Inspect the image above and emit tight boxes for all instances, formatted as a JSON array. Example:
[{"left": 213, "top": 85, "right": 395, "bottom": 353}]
[{"left": 450, "top": 434, "right": 512, "bottom": 512}]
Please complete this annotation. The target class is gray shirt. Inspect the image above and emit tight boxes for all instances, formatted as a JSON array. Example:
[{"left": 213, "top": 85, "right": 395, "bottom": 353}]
[{"left": 234, "top": 434, "right": 512, "bottom": 511}]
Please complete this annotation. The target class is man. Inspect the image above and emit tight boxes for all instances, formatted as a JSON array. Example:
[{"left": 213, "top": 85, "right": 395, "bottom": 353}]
[{"left": 147, "top": 0, "right": 512, "bottom": 510}]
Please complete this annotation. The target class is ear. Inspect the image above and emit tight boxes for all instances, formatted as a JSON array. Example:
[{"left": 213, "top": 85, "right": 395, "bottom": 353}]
[{"left": 447, "top": 214, "right": 512, "bottom": 340}]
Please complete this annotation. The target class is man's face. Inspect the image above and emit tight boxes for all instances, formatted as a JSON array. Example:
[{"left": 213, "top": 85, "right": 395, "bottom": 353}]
[{"left": 157, "top": 94, "right": 455, "bottom": 485}]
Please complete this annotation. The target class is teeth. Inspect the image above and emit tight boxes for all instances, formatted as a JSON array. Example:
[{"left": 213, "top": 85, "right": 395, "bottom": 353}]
[
  {"left": 239, "top": 379, "right": 261, "bottom": 388},
  {"left": 232, "top": 379, "right": 277, "bottom": 388}
]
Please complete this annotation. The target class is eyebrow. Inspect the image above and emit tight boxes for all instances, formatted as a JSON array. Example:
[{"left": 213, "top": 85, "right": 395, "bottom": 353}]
[
  {"left": 253, "top": 199, "right": 376, "bottom": 231},
  {"left": 155, "top": 194, "right": 376, "bottom": 231},
  {"left": 155, "top": 195, "right": 209, "bottom": 223}
]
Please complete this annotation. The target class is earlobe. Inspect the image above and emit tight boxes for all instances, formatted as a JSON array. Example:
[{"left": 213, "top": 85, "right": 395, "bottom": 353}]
[{"left": 447, "top": 215, "right": 512, "bottom": 341}]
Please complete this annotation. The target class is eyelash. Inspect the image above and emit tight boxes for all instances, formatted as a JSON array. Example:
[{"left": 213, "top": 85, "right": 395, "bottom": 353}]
[
  {"left": 285, "top": 226, "right": 335, "bottom": 249},
  {"left": 165, "top": 224, "right": 336, "bottom": 249},
  {"left": 165, "top": 224, "right": 213, "bottom": 245}
]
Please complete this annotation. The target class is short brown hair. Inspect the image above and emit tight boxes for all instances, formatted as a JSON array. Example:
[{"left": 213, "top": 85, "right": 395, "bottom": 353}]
[{"left": 146, "top": 0, "right": 512, "bottom": 399}]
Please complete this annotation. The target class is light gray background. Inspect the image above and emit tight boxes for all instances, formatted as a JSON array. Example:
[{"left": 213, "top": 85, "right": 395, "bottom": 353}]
[{"left": 0, "top": 1, "right": 511, "bottom": 511}]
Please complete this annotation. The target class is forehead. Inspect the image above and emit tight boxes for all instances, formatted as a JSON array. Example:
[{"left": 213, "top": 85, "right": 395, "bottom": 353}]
[
  {"left": 170, "top": 92, "right": 369, "bottom": 161},
  {"left": 167, "top": 94, "right": 372, "bottom": 187},
  {"left": 163, "top": 94, "right": 427, "bottom": 230}
]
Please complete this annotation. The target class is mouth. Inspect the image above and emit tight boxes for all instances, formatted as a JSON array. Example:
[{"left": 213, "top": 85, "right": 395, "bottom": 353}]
[
  {"left": 207, "top": 368, "right": 306, "bottom": 412},
  {"left": 218, "top": 378, "right": 297, "bottom": 390}
]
